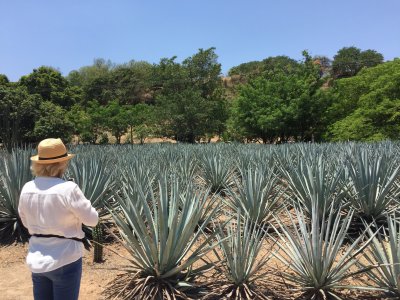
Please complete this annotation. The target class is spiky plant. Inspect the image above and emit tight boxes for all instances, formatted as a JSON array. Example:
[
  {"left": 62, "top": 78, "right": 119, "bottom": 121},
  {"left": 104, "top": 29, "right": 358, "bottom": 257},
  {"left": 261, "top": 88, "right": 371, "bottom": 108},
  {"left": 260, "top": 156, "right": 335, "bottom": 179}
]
[
  {"left": 279, "top": 153, "right": 347, "bottom": 220},
  {"left": 226, "top": 165, "right": 284, "bottom": 227},
  {"left": 172, "top": 151, "right": 199, "bottom": 191},
  {"left": 360, "top": 215, "right": 400, "bottom": 298},
  {"left": 345, "top": 150, "right": 400, "bottom": 224},
  {"left": 178, "top": 182, "right": 222, "bottom": 235},
  {"left": 209, "top": 211, "right": 274, "bottom": 300},
  {"left": 0, "top": 149, "right": 33, "bottom": 244},
  {"left": 104, "top": 174, "right": 225, "bottom": 300},
  {"left": 67, "top": 153, "right": 116, "bottom": 210},
  {"left": 121, "top": 160, "right": 155, "bottom": 202},
  {"left": 271, "top": 203, "right": 378, "bottom": 300},
  {"left": 200, "top": 151, "right": 235, "bottom": 194},
  {"left": 66, "top": 153, "right": 115, "bottom": 262}
]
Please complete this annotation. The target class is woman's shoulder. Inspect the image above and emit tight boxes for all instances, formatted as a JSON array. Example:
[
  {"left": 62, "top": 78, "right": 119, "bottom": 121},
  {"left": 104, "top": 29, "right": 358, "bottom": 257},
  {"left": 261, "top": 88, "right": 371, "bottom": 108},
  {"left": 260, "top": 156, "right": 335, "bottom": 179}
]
[
  {"left": 31, "top": 177, "right": 79, "bottom": 193},
  {"left": 21, "top": 180, "right": 36, "bottom": 193},
  {"left": 59, "top": 179, "right": 79, "bottom": 192}
]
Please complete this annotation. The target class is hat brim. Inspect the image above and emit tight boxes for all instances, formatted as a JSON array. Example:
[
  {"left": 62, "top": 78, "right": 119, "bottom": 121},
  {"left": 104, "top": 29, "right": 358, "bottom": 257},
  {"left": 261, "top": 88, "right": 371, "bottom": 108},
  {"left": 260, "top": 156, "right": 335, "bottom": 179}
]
[{"left": 30, "top": 154, "right": 75, "bottom": 164}]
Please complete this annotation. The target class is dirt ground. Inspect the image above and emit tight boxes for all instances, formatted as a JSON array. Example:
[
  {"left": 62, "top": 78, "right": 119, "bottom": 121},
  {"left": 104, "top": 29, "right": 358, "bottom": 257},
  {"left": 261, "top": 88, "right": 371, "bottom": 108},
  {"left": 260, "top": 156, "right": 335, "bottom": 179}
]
[
  {"left": 0, "top": 242, "right": 129, "bottom": 300},
  {"left": 0, "top": 235, "right": 387, "bottom": 300}
]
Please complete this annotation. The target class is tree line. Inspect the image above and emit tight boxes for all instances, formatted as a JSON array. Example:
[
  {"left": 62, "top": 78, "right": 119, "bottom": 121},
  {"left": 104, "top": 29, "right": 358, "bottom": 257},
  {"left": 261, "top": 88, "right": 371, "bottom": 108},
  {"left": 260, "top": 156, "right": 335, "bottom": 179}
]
[{"left": 1, "top": 46, "right": 399, "bottom": 149}]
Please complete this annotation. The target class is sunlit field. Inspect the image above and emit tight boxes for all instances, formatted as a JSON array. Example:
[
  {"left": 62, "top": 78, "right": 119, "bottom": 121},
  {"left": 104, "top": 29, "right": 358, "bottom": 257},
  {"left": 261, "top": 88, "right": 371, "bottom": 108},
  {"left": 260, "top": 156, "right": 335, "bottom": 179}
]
[{"left": 1, "top": 142, "right": 400, "bottom": 299}]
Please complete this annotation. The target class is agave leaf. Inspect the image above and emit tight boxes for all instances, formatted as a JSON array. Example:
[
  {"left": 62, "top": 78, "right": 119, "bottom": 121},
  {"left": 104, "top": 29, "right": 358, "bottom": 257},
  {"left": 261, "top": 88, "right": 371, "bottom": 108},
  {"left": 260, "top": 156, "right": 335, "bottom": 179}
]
[
  {"left": 345, "top": 150, "right": 400, "bottom": 220},
  {"left": 279, "top": 153, "right": 346, "bottom": 220},
  {"left": 214, "top": 210, "right": 272, "bottom": 289},
  {"left": 66, "top": 153, "right": 116, "bottom": 210},
  {"left": 270, "top": 201, "right": 380, "bottom": 298},
  {"left": 360, "top": 215, "right": 400, "bottom": 297},
  {"left": 200, "top": 150, "right": 235, "bottom": 193},
  {"left": 225, "top": 165, "right": 285, "bottom": 225},
  {"left": 106, "top": 173, "right": 225, "bottom": 292},
  {"left": 0, "top": 149, "right": 33, "bottom": 244}
]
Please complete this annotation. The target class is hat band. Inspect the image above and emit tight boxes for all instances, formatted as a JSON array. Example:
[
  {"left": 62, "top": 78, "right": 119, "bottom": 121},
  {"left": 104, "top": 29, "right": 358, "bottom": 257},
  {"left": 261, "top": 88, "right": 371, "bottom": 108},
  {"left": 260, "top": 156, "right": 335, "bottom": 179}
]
[{"left": 38, "top": 153, "right": 68, "bottom": 160}]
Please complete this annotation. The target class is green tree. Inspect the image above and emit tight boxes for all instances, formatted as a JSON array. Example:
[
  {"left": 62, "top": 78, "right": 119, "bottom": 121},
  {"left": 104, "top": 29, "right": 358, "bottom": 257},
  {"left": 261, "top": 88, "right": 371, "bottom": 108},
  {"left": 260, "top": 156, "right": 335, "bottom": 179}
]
[
  {"left": 327, "top": 59, "right": 400, "bottom": 141},
  {"left": 67, "top": 58, "right": 114, "bottom": 106},
  {"left": 19, "top": 66, "right": 80, "bottom": 108},
  {"left": 0, "top": 74, "right": 9, "bottom": 86},
  {"left": 332, "top": 47, "right": 383, "bottom": 79},
  {"left": 359, "top": 49, "right": 385, "bottom": 68},
  {"left": 0, "top": 85, "right": 41, "bottom": 150},
  {"left": 228, "top": 61, "right": 263, "bottom": 78},
  {"left": 110, "top": 61, "right": 153, "bottom": 105},
  {"left": 86, "top": 100, "right": 107, "bottom": 143},
  {"left": 66, "top": 105, "right": 94, "bottom": 143},
  {"left": 33, "top": 101, "right": 74, "bottom": 142},
  {"left": 158, "top": 88, "right": 209, "bottom": 143},
  {"left": 155, "top": 48, "right": 228, "bottom": 143},
  {"left": 227, "top": 55, "right": 300, "bottom": 82},
  {"left": 124, "top": 103, "right": 156, "bottom": 144},
  {"left": 231, "top": 51, "right": 327, "bottom": 142},
  {"left": 102, "top": 100, "right": 128, "bottom": 144},
  {"left": 261, "top": 55, "right": 301, "bottom": 79},
  {"left": 232, "top": 76, "right": 297, "bottom": 143}
]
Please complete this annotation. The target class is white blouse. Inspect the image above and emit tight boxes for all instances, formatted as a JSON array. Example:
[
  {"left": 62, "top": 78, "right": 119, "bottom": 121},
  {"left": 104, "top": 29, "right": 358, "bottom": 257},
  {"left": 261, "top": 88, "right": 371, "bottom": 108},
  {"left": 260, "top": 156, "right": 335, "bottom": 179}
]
[{"left": 18, "top": 177, "right": 98, "bottom": 273}]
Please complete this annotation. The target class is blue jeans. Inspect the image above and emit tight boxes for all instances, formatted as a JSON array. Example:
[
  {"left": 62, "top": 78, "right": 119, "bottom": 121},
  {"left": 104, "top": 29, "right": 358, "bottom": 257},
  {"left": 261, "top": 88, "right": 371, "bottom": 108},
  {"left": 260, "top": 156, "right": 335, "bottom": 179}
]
[{"left": 31, "top": 258, "right": 82, "bottom": 300}]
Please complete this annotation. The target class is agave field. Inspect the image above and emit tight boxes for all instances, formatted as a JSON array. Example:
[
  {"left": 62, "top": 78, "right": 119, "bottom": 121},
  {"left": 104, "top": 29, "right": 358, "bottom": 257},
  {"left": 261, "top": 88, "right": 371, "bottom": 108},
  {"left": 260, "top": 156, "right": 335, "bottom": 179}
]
[{"left": 1, "top": 142, "right": 400, "bottom": 299}]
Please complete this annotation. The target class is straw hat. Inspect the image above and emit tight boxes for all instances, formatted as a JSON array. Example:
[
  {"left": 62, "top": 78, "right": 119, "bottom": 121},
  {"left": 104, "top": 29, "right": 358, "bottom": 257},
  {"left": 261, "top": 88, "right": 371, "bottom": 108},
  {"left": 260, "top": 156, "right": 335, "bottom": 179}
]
[{"left": 31, "top": 138, "right": 75, "bottom": 164}]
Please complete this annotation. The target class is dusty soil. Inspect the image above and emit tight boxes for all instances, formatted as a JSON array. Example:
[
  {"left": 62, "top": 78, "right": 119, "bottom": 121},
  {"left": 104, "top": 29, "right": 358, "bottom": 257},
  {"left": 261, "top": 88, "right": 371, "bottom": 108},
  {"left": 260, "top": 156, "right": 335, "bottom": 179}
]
[
  {"left": 0, "top": 242, "right": 129, "bottom": 300},
  {"left": 0, "top": 214, "right": 387, "bottom": 300},
  {"left": 0, "top": 240, "right": 386, "bottom": 300}
]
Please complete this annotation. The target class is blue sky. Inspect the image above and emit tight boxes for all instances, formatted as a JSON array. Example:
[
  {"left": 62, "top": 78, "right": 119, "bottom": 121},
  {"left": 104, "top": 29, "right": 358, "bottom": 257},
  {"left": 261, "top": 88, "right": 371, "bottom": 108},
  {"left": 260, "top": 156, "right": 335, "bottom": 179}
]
[{"left": 1, "top": 0, "right": 399, "bottom": 81}]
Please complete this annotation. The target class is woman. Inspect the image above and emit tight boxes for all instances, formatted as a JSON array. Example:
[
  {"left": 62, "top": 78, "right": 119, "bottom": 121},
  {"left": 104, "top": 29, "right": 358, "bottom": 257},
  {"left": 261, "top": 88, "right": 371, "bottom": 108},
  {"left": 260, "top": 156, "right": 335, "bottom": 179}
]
[{"left": 18, "top": 138, "right": 98, "bottom": 300}]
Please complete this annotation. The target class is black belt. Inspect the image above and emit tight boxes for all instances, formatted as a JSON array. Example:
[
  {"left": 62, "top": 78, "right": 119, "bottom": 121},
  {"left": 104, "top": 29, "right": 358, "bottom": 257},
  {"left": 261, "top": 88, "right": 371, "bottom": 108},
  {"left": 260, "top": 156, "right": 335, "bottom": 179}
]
[
  {"left": 32, "top": 234, "right": 83, "bottom": 242},
  {"left": 31, "top": 234, "right": 91, "bottom": 250}
]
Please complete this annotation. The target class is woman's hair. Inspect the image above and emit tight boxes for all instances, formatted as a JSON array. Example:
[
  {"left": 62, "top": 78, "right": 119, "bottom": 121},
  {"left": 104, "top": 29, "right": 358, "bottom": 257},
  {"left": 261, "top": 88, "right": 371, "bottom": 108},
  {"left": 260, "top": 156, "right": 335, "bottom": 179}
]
[{"left": 31, "top": 161, "right": 69, "bottom": 178}]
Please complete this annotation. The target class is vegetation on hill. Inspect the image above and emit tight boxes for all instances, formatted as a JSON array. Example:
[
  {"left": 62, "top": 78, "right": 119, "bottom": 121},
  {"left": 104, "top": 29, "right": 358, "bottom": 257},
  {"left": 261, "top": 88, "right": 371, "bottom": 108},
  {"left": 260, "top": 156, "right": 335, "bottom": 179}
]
[{"left": 1, "top": 46, "right": 398, "bottom": 147}]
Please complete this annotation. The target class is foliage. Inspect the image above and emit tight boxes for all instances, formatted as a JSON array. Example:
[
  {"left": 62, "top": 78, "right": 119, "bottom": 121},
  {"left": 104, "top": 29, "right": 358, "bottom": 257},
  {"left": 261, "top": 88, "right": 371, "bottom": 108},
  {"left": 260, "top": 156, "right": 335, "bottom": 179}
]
[
  {"left": 105, "top": 174, "right": 223, "bottom": 299},
  {"left": 66, "top": 151, "right": 115, "bottom": 262},
  {"left": 231, "top": 51, "right": 327, "bottom": 142},
  {"left": 0, "top": 149, "right": 33, "bottom": 244},
  {"left": 345, "top": 149, "right": 400, "bottom": 222},
  {"left": 101, "top": 100, "right": 128, "bottom": 144},
  {"left": 279, "top": 153, "right": 347, "bottom": 219},
  {"left": 271, "top": 203, "right": 377, "bottom": 300},
  {"left": 67, "top": 58, "right": 115, "bottom": 106},
  {"left": 124, "top": 103, "right": 156, "bottom": 144},
  {"left": 361, "top": 215, "right": 400, "bottom": 297},
  {"left": 200, "top": 150, "right": 235, "bottom": 193},
  {"left": 109, "top": 61, "right": 153, "bottom": 105},
  {"left": 226, "top": 165, "right": 283, "bottom": 225},
  {"left": 155, "top": 48, "right": 228, "bottom": 143},
  {"left": 19, "top": 66, "right": 79, "bottom": 108},
  {"left": 332, "top": 47, "right": 383, "bottom": 79},
  {"left": 0, "top": 85, "right": 41, "bottom": 150},
  {"left": 66, "top": 105, "right": 94, "bottom": 143},
  {"left": 33, "top": 101, "right": 74, "bottom": 142},
  {"left": 2, "top": 47, "right": 397, "bottom": 144},
  {"left": 228, "top": 60, "right": 264, "bottom": 79},
  {"left": 327, "top": 59, "right": 400, "bottom": 141},
  {"left": 0, "top": 74, "right": 9, "bottom": 86},
  {"left": 211, "top": 211, "right": 273, "bottom": 299},
  {"left": 227, "top": 56, "right": 301, "bottom": 81}
]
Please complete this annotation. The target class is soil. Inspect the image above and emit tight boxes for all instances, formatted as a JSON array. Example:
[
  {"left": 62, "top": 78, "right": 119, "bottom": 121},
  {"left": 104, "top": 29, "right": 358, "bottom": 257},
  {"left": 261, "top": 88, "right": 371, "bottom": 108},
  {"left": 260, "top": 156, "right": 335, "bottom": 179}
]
[
  {"left": 0, "top": 242, "right": 129, "bottom": 300},
  {"left": 0, "top": 213, "right": 387, "bottom": 300}
]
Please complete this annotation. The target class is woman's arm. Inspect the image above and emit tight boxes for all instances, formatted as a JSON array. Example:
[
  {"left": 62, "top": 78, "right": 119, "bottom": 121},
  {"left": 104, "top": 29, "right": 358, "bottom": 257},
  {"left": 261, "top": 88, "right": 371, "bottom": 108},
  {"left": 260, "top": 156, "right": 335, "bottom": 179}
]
[
  {"left": 68, "top": 185, "right": 99, "bottom": 227},
  {"left": 17, "top": 198, "right": 28, "bottom": 228}
]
